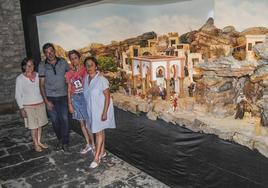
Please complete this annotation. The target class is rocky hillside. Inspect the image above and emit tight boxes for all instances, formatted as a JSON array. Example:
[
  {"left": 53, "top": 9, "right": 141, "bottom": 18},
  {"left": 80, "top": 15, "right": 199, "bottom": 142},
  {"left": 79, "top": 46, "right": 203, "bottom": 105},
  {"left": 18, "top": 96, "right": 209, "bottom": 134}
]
[
  {"left": 194, "top": 41, "right": 268, "bottom": 126},
  {"left": 180, "top": 18, "right": 268, "bottom": 60},
  {"left": 83, "top": 32, "right": 157, "bottom": 58},
  {"left": 180, "top": 18, "right": 238, "bottom": 59}
]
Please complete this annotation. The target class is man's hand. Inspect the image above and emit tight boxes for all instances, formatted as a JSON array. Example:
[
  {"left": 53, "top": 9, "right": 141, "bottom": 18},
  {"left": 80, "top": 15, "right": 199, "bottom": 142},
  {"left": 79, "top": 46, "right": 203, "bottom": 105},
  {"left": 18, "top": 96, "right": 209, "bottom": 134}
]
[{"left": 46, "top": 101, "right": 54, "bottom": 111}]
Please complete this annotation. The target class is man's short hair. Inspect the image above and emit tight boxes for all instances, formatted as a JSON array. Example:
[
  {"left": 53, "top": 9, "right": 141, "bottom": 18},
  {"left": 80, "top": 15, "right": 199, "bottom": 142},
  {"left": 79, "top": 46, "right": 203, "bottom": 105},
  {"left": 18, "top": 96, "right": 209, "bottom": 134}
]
[{"left": 42, "top": 43, "right": 55, "bottom": 53}]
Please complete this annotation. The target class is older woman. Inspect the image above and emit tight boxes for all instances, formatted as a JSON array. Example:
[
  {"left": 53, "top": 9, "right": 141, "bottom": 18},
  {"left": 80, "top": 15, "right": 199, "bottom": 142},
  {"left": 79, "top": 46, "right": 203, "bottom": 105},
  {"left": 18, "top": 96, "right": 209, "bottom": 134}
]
[
  {"left": 83, "top": 57, "right": 116, "bottom": 168},
  {"left": 15, "top": 58, "right": 48, "bottom": 152},
  {"left": 66, "top": 50, "right": 94, "bottom": 154}
]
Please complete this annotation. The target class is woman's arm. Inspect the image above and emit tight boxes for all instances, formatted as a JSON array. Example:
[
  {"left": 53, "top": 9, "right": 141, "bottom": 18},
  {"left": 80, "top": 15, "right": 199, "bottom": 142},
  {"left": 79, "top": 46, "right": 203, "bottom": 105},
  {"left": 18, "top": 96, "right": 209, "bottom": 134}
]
[
  {"left": 102, "top": 89, "right": 110, "bottom": 121},
  {"left": 15, "top": 77, "right": 27, "bottom": 118},
  {"left": 67, "top": 82, "right": 74, "bottom": 113}
]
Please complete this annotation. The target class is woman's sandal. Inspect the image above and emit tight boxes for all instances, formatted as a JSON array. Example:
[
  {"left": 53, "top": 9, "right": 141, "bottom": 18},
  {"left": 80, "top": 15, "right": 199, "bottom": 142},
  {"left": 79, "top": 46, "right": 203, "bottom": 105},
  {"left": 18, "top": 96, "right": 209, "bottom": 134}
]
[
  {"left": 89, "top": 159, "right": 100, "bottom": 169},
  {"left": 101, "top": 151, "right": 107, "bottom": 159},
  {"left": 80, "top": 145, "right": 93, "bottom": 154},
  {"left": 39, "top": 143, "right": 48, "bottom": 149},
  {"left": 34, "top": 145, "right": 43, "bottom": 152}
]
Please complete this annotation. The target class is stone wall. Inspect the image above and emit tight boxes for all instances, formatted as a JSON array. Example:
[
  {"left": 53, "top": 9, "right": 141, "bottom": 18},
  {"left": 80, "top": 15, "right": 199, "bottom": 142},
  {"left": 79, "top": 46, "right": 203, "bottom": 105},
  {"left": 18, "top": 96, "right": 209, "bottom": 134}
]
[{"left": 0, "top": 0, "right": 26, "bottom": 113}]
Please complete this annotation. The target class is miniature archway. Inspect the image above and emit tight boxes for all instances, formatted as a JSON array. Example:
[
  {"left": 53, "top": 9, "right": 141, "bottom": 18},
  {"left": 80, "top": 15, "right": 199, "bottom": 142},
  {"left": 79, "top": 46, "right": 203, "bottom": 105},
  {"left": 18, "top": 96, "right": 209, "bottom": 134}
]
[
  {"left": 170, "top": 64, "right": 177, "bottom": 78},
  {"left": 170, "top": 65, "right": 177, "bottom": 93},
  {"left": 143, "top": 51, "right": 152, "bottom": 56}
]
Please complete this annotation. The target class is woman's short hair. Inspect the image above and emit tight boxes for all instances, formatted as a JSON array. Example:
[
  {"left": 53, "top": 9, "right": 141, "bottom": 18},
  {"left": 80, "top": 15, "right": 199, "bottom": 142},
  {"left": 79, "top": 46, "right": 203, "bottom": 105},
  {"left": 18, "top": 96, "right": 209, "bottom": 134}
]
[
  {"left": 42, "top": 43, "right": 55, "bottom": 53},
  {"left": 84, "top": 56, "right": 98, "bottom": 68},
  {"left": 21, "top": 57, "right": 34, "bottom": 72},
  {"left": 68, "top": 50, "right": 81, "bottom": 59}
]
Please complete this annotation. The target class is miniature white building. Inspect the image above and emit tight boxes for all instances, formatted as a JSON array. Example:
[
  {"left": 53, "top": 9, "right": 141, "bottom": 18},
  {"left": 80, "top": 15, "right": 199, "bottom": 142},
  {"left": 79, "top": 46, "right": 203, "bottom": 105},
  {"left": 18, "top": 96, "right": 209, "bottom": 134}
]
[
  {"left": 132, "top": 56, "right": 185, "bottom": 99},
  {"left": 121, "top": 51, "right": 131, "bottom": 71},
  {"left": 246, "top": 35, "right": 268, "bottom": 61},
  {"left": 188, "top": 53, "right": 203, "bottom": 83}
]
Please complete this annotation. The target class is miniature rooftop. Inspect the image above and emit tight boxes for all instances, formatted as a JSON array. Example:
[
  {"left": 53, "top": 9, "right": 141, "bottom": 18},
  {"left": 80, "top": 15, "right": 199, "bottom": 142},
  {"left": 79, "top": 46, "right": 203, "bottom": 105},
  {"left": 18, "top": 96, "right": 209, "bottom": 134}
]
[{"left": 132, "top": 55, "right": 185, "bottom": 62}]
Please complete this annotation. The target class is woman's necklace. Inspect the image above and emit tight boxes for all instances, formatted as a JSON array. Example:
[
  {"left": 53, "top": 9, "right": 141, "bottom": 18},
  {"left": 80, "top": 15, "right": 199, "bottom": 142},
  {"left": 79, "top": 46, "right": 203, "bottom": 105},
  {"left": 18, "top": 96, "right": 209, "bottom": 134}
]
[{"left": 25, "top": 72, "right": 35, "bottom": 82}]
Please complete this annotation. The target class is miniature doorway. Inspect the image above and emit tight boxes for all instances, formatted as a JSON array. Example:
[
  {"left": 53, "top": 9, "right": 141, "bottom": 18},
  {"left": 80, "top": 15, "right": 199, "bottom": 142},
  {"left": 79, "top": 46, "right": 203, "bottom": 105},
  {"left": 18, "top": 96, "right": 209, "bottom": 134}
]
[
  {"left": 156, "top": 66, "right": 166, "bottom": 88},
  {"left": 170, "top": 65, "right": 177, "bottom": 93}
]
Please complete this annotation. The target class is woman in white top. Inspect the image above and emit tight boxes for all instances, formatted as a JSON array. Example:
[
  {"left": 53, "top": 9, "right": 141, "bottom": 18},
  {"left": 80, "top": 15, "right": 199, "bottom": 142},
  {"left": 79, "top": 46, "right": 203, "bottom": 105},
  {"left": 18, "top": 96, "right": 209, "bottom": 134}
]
[
  {"left": 15, "top": 58, "right": 48, "bottom": 152},
  {"left": 83, "top": 57, "right": 116, "bottom": 168}
]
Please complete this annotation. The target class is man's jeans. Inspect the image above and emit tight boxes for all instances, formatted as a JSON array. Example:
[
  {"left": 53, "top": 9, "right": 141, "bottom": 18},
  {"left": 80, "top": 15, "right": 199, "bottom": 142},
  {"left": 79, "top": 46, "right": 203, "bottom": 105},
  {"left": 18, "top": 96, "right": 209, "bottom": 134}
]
[{"left": 47, "top": 96, "right": 69, "bottom": 145}]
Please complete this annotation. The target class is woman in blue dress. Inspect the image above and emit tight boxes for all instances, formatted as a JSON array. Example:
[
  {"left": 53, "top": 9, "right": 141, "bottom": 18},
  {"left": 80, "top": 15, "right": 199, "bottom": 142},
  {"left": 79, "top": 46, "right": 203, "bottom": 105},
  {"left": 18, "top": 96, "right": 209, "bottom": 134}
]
[{"left": 83, "top": 56, "right": 116, "bottom": 168}]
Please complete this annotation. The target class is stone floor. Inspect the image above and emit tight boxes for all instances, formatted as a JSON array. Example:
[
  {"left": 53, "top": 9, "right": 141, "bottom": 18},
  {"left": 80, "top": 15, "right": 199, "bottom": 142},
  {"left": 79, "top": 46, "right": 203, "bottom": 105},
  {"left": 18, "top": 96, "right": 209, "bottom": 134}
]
[{"left": 0, "top": 119, "right": 168, "bottom": 188}]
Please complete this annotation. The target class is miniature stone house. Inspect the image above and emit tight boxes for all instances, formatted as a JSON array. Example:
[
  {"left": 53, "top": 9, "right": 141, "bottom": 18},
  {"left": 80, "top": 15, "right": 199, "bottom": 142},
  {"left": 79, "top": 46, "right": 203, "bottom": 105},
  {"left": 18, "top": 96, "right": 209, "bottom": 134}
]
[
  {"left": 148, "top": 39, "right": 158, "bottom": 48},
  {"left": 164, "top": 43, "right": 190, "bottom": 58},
  {"left": 132, "top": 56, "right": 186, "bottom": 99},
  {"left": 246, "top": 35, "right": 268, "bottom": 61},
  {"left": 128, "top": 44, "right": 157, "bottom": 57},
  {"left": 157, "top": 35, "right": 169, "bottom": 47},
  {"left": 168, "top": 32, "right": 180, "bottom": 47}
]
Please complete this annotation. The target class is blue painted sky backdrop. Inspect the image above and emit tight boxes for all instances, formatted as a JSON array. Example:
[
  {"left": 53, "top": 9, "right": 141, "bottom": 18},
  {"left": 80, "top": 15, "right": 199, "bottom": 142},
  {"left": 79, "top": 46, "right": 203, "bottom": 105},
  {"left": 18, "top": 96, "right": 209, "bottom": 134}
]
[
  {"left": 214, "top": 0, "right": 268, "bottom": 31},
  {"left": 37, "top": 0, "right": 268, "bottom": 50},
  {"left": 37, "top": 0, "right": 214, "bottom": 50}
]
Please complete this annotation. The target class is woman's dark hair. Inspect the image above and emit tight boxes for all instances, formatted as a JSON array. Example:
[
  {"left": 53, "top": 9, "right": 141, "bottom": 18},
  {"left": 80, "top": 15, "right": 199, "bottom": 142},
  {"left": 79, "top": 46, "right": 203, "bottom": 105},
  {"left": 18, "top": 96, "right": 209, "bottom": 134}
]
[
  {"left": 68, "top": 50, "right": 81, "bottom": 59},
  {"left": 21, "top": 57, "right": 35, "bottom": 73},
  {"left": 84, "top": 56, "right": 98, "bottom": 68},
  {"left": 42, "top": 43, "right": 55, "bottom": 53}
]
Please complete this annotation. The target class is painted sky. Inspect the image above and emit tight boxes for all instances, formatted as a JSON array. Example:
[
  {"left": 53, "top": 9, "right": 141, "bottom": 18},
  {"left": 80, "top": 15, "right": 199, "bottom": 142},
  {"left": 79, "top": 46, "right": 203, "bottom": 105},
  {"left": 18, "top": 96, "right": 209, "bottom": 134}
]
[
  {"left": 37, "top": 0, "right": 268, "bottom": 50},
  {"left": 214, "top": 0, "right": 268, "bottom": 31},
  {"left": 37, "top": 0, "right": 214, "bottom": 50}
]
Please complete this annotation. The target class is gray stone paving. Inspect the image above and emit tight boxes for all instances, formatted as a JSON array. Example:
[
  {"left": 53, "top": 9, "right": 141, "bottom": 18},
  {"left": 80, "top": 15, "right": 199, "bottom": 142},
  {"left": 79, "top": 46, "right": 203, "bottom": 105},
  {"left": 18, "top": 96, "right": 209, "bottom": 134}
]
[{"left": 0, "top": 119, "right": 169, "bottom": 188}]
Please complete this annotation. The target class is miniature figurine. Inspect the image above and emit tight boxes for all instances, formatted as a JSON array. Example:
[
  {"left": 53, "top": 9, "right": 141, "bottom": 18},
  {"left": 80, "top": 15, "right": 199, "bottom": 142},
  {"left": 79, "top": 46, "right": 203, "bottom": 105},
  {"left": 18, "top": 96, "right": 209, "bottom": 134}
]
[
  {"left": 235, "top": 93, "right": 252, "bottom": 119},
  {"left": 159, "top": 84, "right": 167, "bottom": 100},
  {"left": 188, "top": 82, "right": 196, "bottom": 97},
  {"left": 169, "top": 93, "right": 178, "bottom": 112}
]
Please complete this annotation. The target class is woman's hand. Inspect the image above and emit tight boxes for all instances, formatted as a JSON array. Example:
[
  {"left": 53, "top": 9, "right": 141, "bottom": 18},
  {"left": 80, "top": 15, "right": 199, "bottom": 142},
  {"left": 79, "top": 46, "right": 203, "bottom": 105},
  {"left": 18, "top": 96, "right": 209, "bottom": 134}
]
[
  {"left": 68, "top": 103, "right": 74, "bottom": 113},
  {"left": 101, "top": 112, "right": 107, "bottom": 121},
  {"left": 20, "top": 108, "right": 27, "bottom": 118}
]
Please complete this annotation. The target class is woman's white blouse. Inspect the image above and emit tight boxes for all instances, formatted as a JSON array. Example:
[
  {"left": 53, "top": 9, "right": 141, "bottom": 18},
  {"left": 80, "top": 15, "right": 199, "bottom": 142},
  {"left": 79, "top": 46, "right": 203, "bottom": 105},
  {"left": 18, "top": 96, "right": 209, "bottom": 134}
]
[{"left": 15, "top": 73, "right": 44, "bottom": 109}]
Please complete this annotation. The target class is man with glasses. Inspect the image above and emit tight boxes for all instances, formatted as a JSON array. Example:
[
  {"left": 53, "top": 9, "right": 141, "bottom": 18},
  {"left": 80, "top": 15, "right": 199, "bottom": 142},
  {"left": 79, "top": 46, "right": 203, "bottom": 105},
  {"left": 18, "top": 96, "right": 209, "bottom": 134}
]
[{"left": 39, "top": 43, "right": 70, "bottom": 152}]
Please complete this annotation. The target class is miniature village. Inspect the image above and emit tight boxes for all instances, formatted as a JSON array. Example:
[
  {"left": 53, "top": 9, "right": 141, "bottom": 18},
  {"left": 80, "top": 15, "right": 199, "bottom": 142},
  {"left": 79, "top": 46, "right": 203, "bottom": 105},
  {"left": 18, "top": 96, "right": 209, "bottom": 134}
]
[{"left": 55, "top": 18, "right": 268, "bottom": 157}]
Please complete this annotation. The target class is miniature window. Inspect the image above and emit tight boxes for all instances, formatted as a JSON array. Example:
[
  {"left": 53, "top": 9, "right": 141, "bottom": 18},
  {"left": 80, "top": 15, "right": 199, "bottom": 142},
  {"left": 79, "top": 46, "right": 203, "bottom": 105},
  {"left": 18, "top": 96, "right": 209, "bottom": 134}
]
[
  {"left": 248, "top": 43, "right": 252, "bottom": 51},
  {"left": 171, "top": 40, "right": 176, "bottom": 45},
  {"left": 255, "top": 41, "right": 263, "bottom": 45},
  {"left": 134, "top": 49, "right": 139, "bottom": 57},
  {"left": 170, "top": 65, "right": 176, "bottom": 78},
  {"left": 177, "top": 45, "right": 183, "bottom": 49}
]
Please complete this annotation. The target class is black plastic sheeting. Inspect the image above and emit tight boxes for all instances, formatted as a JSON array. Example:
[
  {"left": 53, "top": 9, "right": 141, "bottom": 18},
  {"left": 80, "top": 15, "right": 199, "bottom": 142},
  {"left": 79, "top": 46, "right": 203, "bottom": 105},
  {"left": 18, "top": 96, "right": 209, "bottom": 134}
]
[{"left": 103, "top": 107, "right": 268, "bottom": 188}]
